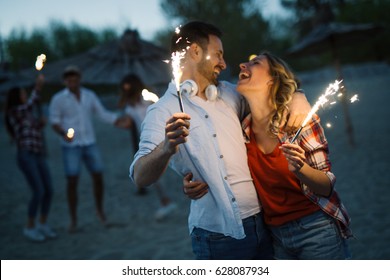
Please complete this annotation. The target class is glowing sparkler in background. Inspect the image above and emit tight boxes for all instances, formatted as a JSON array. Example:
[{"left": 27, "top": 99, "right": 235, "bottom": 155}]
[
  {"left": 67, "top": 128, "right": 74, "bottom": 139},
  {"left": 35, "top": 54, "right": 46, "bottom": 71},
  {"left": 141, "top": 89, "right": 159, "bottom": 103},
  {"left": 290, "top": 80, "right": 343, "bottom": 143}
]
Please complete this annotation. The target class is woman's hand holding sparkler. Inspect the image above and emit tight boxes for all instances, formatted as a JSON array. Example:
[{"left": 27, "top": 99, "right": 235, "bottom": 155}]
[
  {"left": 164, "top": 113, "right": 191, "bottom": 155},
  {"left": 280, "top": 141, "right": 332, "bottom": 197},
  {"left": 280, "top": 142, "right": 306, "bottom": 173}
]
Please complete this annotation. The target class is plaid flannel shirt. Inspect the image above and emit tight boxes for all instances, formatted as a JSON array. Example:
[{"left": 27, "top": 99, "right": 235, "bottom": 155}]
[
  {"left": 8, "top": 91, "right": 44, "bottom": 154},
  {"left": 242, "top": 113, "right": 353, "bottom": 239}
]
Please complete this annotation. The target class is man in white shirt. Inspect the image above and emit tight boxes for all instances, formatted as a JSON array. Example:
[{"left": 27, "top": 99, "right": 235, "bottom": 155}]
[
  {"left": 49, "top": 65, "right": 130, "bottom": 232},
  {"left": 130, "top": 21, "right": 310, "bottom": 259}
]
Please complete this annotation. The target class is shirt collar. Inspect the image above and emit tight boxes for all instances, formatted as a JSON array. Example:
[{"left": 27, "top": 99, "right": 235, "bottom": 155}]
[{"left": 168, "top": 81, "right": 179, "bottom": 97}]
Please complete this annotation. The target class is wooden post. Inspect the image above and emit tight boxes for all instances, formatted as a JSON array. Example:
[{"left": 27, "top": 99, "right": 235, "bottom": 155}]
[{"left": 331, "top": 37, "right": 355, "bottom": 146}]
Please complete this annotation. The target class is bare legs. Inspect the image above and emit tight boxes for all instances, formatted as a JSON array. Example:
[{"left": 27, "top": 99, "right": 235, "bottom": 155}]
[
  {"left": 92, "top": 172, "right": 106, "bottom": 224},
  {"left": 66, "top": 175, "right": 78, "bottom": 232},
  {"left": 66, "top": 172, "right": 106, "bottom": 232}
]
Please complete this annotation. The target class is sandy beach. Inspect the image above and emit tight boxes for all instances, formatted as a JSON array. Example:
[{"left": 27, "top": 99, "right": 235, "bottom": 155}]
[{"left": 1, "top": 62, "right": 389, "bottom": 260}]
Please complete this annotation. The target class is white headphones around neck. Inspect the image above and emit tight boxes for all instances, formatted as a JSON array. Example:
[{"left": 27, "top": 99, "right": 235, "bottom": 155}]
[{"left": 180, "top": 80, "right": 218, "bottom": 101}]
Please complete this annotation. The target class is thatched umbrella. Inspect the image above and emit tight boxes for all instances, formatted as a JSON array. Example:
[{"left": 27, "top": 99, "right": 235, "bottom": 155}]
[
  {"left": 1, "top": 29, "right": 172, "bottom": 96},
  {"left": 287, "top": 22, "right": 385, "bottom": 146}
]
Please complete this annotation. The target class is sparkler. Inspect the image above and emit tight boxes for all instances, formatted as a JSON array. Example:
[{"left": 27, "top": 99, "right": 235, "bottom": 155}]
[
  {"left": 290, "top": 80, "right": 343, "bottom": 143},
  {"left": 34, "top": 53, "right": 47, "bottom": 152},
  {"left": 171, "top": 49, "right": 186, "bottom": 112},
  {"left": 67, "top": 128, "right": 74, "bottom": 139},
  {"left": 350, "top": 94, "right": 359, "bottom": 103},
  {"left": 141, "top": 89, "right": 159, "bottom": 103},
  {"left": 165, "top": 26, "right": 189, "bottom": 112},
  {"left": 35, "top": 54, "right": 46, "bottom": 71}
]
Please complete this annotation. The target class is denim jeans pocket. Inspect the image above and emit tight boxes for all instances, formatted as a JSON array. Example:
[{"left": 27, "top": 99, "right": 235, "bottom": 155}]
[{"left": 298, "top": 211, "right": 333, "bottom": 230}]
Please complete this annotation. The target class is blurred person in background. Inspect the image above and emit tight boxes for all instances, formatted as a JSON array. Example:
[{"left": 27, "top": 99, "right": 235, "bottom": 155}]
[
  {"left": 4, "top": 74, "right": 57, "bottom": 242},
  {"left": 118, "top": 73, "right": 176, "bottom": 221},
  {"left": 49, "top": 65, "right": 131, "bottom": 232}
]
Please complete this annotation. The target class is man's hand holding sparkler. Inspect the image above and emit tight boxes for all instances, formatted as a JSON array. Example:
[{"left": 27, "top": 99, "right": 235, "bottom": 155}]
[
  {"left": 133, "top": 112, "right": 191, "bottom": 188},
  {"left": 164, "top": 113, "right": 191, "bottom": 155}
]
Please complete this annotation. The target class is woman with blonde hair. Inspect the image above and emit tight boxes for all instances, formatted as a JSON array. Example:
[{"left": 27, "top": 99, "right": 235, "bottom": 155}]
[{"left": 237, "top": 51, "right": 352, "bottom": 259}]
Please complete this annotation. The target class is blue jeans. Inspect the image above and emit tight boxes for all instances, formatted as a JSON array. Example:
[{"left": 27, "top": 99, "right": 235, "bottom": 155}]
[
  {"left": 17, "top": 149, "right": 53, "bottom": 219},
  {"left": 62, "top": 144, "right": 104, "bottom": 176},
  {"left": 191, "top": 213, "right": 274, "bottom": 259},
  {"left": 269, "top": 210, "right": 351, "bottom": 259}
]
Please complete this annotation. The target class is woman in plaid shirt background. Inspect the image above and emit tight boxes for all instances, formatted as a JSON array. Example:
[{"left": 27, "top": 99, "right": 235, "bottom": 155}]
[{"left": 4, "top": 75, "right": 57, "bottom": 242}]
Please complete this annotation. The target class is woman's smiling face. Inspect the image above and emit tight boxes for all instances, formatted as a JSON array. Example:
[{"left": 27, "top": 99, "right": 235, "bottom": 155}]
[{"left": 236, "top": 54, "right": 272, "bottom": 96}]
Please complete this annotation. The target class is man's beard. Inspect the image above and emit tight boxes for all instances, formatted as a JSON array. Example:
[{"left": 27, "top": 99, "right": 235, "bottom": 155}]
[{"left": 197, "top": 57, "right": 218, "bottom": 86}]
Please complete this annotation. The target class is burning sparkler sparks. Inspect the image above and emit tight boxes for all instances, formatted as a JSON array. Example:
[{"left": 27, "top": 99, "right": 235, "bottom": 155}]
[
  {"left": 171, "top": 50, "right": 186, "bottom": 92},
  {"left": 35, "top": 54, "right": 46, "bottom": 71},
  {"left": 141, "top": 89, "right": 159, "bottom": 103},
  {"left": 67, "top": 128, "right": 74, "bottom": 139},
  {"left": 350, "top": 94, "right": 359, "bottom": 103},
  {"left": 167, "top": 26, "right": 189, "bottom": 112},
  {"left": 171, "top": 50, "right": 186, "bottom": 112},
  {"left": 290, "top": 80, "right": 343, "bottom": 143}
]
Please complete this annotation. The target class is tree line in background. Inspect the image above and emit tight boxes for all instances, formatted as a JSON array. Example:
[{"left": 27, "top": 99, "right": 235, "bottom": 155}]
[{"left": 1, "top": 0, "right": 389, "bottom": 77}]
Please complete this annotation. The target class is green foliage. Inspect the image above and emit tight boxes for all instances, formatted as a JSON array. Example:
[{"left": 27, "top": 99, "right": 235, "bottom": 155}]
[
  {"left": 337, "top": 0, "right": 390, "bottom": 62},
  {"left": 158, "top": 0, "right": 274, "bottom": 76},
  {"left": 5, "top": 29, "right": 53, "bottom": 70},
  {"left": 4, "top": 21, "right": 118, "bottom": 72},
  {"left": 3, "top": 0, "right": 388, "bottom": 76},
  {"left": 279, "top": 0, "right": 390, "bottom": 70}
]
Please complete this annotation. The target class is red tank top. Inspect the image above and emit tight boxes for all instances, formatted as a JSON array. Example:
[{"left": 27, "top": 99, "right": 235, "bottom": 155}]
[{"left": 246, "top": 132, "right": 320, "bottom": 226}]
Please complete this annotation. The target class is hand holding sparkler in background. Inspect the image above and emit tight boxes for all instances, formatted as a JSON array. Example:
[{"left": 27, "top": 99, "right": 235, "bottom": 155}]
[
  {"left": 66, "top": 128, "right": 74, "bottom": 140},
  {"left": 33, "top": 54, "right": 47, "bottom": 144},
  {"left": 34, "top": 54, "right": 46, "bottom": 98},
  {"left": 34, "top": 73, "right": 45, "bottom": 92},
  {"left": 61, "top": 128, "right": 75, "bottom": 142}
]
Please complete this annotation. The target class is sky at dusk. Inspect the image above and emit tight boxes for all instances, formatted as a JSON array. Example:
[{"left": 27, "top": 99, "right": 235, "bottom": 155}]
[{"left": 0, "top": 0, "right": 288, "bottom": 41}]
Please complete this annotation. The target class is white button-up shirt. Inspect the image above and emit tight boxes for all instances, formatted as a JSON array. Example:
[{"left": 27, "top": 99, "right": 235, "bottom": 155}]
[
  {"left": 130, "top": 81, "right": 258, "bottom": 239},
  {"left": 49, "top": 87, "right": 118, "bottom": 147}
]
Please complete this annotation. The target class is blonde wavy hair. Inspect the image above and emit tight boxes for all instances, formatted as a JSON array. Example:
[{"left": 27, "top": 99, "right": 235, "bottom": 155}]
[{"left": 260, "top": 51, "right": 298, "bottom": 136}]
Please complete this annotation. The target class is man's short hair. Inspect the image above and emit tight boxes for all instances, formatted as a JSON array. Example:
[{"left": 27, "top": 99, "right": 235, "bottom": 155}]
[
  {"left": 170, "top": 21, "right": 222, "bottom": 53},
  {"left": 63, "top": 65, "right": 81, "bottom": 79}
]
